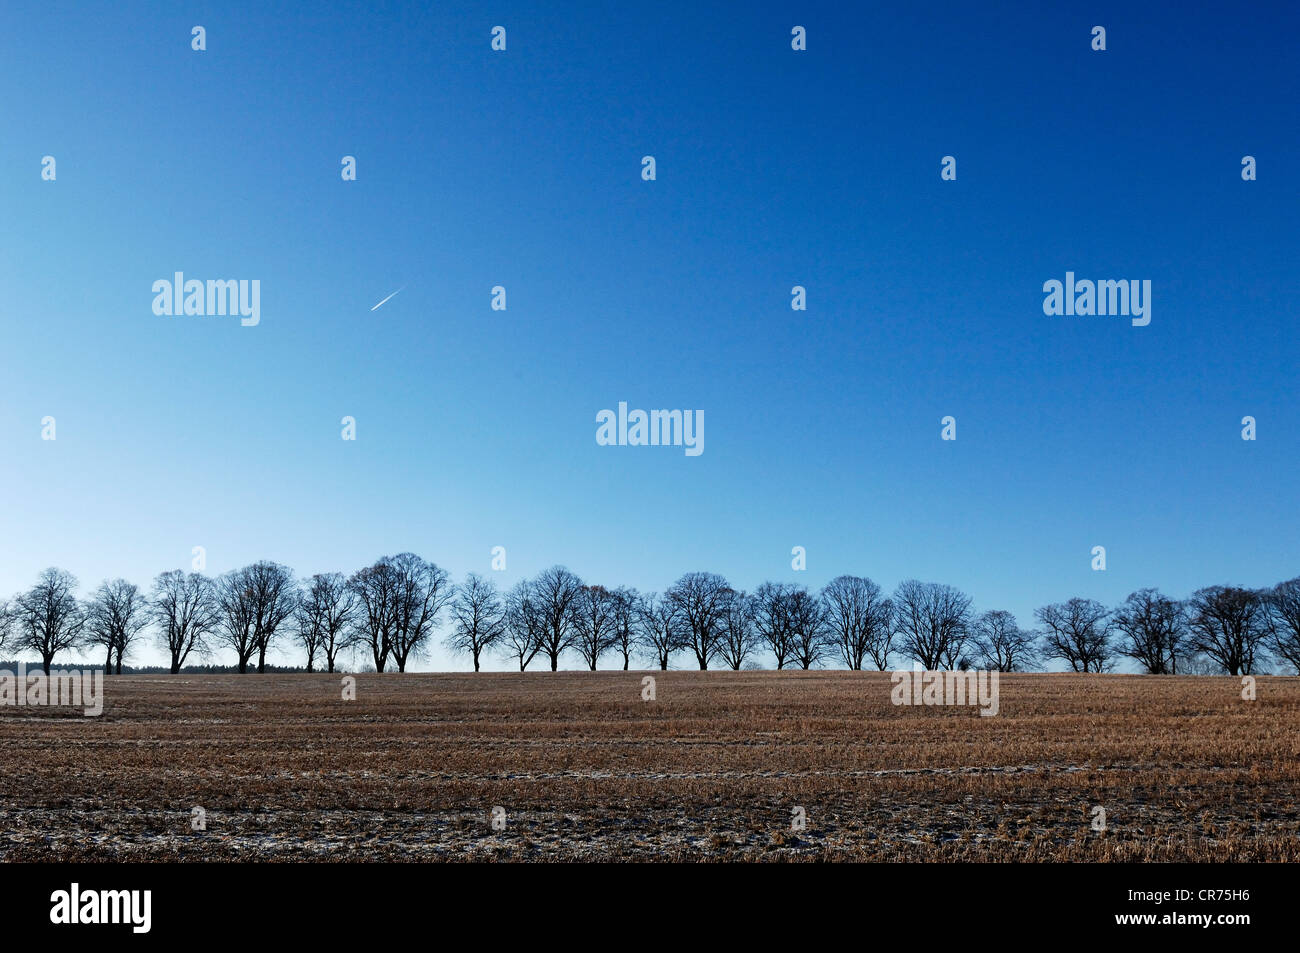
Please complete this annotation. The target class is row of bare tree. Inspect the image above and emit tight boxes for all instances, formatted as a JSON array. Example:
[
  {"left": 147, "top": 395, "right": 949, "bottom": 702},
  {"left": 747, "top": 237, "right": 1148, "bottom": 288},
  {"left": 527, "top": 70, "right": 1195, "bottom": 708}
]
[
  {"left": 491, "top": 573, "right": 1298, "bottom": 676},
  {"left": 2, "top": 563, "right": 1298, "bottom": 676},
  {"left": 0, "top": 558, "right": 446, "bottom": 675}
]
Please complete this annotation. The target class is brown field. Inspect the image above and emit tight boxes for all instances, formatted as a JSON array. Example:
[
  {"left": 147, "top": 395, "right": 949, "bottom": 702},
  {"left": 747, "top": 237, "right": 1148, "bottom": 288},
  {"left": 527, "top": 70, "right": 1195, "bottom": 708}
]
[{"left": 1, "top": 670, "right": 1297, "bottom": 862}]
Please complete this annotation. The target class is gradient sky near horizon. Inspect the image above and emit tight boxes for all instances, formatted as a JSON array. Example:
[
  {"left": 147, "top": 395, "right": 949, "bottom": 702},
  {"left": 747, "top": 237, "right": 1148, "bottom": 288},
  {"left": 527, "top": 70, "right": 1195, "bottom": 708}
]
[{"left": 2, "top": 1, "right": 1297, "bottom": 671}]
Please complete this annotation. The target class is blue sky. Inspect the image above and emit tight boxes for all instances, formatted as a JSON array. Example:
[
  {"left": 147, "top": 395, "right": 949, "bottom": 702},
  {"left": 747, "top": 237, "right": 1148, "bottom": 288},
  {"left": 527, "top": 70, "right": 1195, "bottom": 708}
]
[{"left": 2, "top": 1, "right": 1296, "bottom": 670}]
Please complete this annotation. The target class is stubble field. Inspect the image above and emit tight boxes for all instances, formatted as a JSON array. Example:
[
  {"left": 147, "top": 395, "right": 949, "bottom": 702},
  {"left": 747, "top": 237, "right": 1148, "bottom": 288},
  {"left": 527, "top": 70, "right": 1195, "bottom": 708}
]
[{"left": 1, "top": 670, "right": 1297, "bottom": 862}]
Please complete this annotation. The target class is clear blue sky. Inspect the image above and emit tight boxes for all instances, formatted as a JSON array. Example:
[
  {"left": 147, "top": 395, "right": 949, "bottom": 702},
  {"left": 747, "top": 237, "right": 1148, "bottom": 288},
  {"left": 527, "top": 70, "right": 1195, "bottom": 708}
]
[{"left": 2, "top": 1, "right": 1296, "bottom": 670}]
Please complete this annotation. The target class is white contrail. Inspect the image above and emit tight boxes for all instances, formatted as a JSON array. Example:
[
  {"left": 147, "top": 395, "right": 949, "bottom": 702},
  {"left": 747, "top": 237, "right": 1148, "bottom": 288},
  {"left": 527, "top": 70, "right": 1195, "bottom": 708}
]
[{"left": 370, "top": 287, "right": 404, "bottom": 311}]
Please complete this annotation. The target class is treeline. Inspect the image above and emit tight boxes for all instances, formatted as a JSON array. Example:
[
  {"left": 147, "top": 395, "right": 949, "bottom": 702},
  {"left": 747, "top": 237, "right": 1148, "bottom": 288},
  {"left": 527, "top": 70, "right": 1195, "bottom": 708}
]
[
  {"left": 0, "top": 661, "right": 310, "bottom": 675},
  {"left": 2, "top": 559, "right": 1298, "bottom": 676}
]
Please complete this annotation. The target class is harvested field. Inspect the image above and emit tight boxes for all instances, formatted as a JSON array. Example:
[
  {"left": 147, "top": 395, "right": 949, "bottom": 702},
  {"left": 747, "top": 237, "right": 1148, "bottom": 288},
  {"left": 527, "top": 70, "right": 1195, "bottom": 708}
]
[{"left": 1, "top": 671, "right": 1297, "bottom": 861}]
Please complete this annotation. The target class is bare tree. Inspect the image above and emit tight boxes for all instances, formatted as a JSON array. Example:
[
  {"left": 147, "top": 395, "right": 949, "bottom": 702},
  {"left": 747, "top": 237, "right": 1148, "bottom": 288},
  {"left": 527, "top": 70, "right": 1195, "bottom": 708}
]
[
  {"left": 893, "top": 580, "right": 973, "bottom": 670},
  {"left": 821, "top": 575, "right": 894, "bottom": 670},
  {"left": 13, "top": 568, "right": 86, "bottom": 674},
  {"left": 446, "top": 573, "right": 505, "bottom": 672},
  {"left": 388, "top": 553, "right": 453, "bottom": 673},
  {"left": 84, "top": 579, "right": 148, "bottom": 674},
  {"left": 215, "top": 568, "right": 257, "bottom": 673},
  {"left": 348, "top": 558, "right": 399, "bottom": 672},
  {"left": 970, "top": 609, "right": 1037, "bottom": 672},
  {"left": 1112, "top": 589, "right": 1186, "bottom": 674},
  {"left": 637, "top": 592, "right": 683, "bottom": 670},
  {"left": 1035, "top": 598, "right": 1112, "bottom": 673},
  {"left": 716, "top": 589, "right": 759, "bottom": 671},
  {"left": 667, "top": 572, "right": 729, "bottom": 670},
  {"left": 787, "top": 587, "right": 827, "bottom": 670},
  {"left": 296, "top": 572, "right": 357, "bottom": 673},
  {"left": 572, "top": 584, "right": 619, "bottom": 671},
  {"left": 85, "top": 597, "right": 116, "bottom": 675},
  {"left": 151, "top": 570, "right": 218, "bottom": 674},
  {"left": 248, "top": 562, "right": 298, "bottom": 673},
  {"left": 214, "top": 563, "right": 298, "bottom": 673},
  {"left": 1265, "top": 577, "right": 1300, "bottom": 675},
  {"left": 533, "top": 566, "right": 584, "bottom": 671},
  {"left": 1186, "top": 586, "right": 1268, "bottom": 676},
  {"left": 502, "top": 579, "right": 545, "bottom": 671},
  {"left": 0, "top": 599, "right": 10, "bottom": 652},
  {"left": 610, "top": 587, "right": 640, "bottom": 671},
  {"left": 294, "top": 589, "right": 324, "bottom": 672},
  {"left": 753, "top": 581, "right": 797, "bottom": 670}
]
